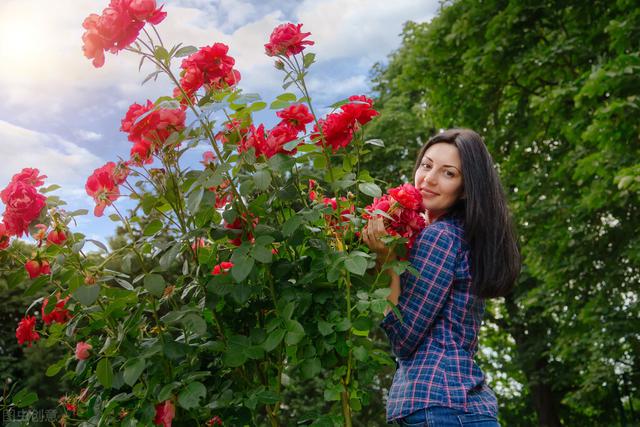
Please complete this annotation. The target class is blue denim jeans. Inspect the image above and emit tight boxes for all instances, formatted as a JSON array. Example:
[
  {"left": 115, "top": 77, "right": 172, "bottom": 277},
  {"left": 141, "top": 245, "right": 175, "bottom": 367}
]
[{"left": 398, "top": 406, "right": 500, "bottom": 427}]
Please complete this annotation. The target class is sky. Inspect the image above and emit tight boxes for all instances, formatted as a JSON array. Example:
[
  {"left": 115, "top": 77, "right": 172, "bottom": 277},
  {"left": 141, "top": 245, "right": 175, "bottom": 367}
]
[{"left": 0, "top": 0, "right": 439, "bottom": 245}]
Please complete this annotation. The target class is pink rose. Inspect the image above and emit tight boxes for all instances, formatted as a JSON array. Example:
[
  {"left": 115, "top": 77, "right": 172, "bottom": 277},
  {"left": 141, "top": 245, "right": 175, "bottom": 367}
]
[{"left": 75, "top": 341, "right": 93, "bottom": 360}]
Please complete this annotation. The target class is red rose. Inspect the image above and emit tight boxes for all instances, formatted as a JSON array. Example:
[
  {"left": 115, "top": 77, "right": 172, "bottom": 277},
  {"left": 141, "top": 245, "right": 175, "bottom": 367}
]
[
  {"left": 1, "top": 179, "right": 47, "bottom": 237},
  {"left": 225, "top": 213, "right": 258, "bottom": 246},
  {"left": 25, "top": 259, "right": 50, "bottom": 279},
  {"left": 16, "top": 316, "right": 40, "bottom": 347},
  {"left": 312, "top": 112, "right": 356, "bottom": 152},
  {"left": 341, "top": 95, "right": 379, "bottom": 125},
  {"left": 42, "top": 297, "right": 72, "bottom": 325},
  {"left": 128, "top": 0, "right": 167, "bottom": 24},
  {"left": 265, "top": 23, "right": 314, "bottom": 57},
  {"left": 47, "top": 229, "right": 68, "bottom": 246},
  {"left": 177, "top": 43, "right": 241, "bottom": 99},
  {"left": 206, "top": 415, "right": 224, "bottom": 426},
  {"left": 10, "top": 168, "right": 47, "bottom": 187},
  {"left": 75, "top": 341, "right": 93, "bottom": 360},
  {"left": 207, "top": 180, "right": 232, "bottom": 209},
  {"left": 276, "top": 104, "right": 314, "bottom": 132},
  {"left": 211, "top": 261, "right": 234, "bottom": 276},
  {"left": 201, "top": 151, "right": 216, "bottom": 166},
  {"left": 154, "top": 400, "right": 175, "bottom": 427},
  {"left": 0, "top": 223, "right": 10, "bottom": 250},
  {"left": 85, "top": 162, "right": 121, "bottom": 217},
  {"left": 121, "top": 101, "right": 186, "bottom": 162},
  {"left": 388, "top": 183, "right": 423, "bottom": 211},
  {"left": 82, "top": 14, "right": 107, "bottom": 67}
]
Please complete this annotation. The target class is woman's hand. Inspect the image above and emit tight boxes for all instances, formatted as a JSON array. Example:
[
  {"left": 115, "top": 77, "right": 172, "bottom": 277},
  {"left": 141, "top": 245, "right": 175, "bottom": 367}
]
[{"left": 362, "top": 216, "right": 396, "bottom": 265}]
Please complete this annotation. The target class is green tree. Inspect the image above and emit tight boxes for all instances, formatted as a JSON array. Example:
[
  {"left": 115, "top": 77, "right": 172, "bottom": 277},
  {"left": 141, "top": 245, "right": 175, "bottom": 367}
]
[{"left": 364, "top": 0, "right": 640, "bottom": 425}]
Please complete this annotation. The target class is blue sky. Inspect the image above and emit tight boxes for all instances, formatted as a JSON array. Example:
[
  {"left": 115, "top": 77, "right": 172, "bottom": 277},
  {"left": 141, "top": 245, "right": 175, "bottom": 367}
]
[{"left": 0, "top": 0, "right": 438, "bottom": 245}]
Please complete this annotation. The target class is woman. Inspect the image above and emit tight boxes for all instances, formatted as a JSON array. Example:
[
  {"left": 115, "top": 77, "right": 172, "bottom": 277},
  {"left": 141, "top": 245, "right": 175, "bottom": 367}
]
[{"left": 363, "top": 129, "right": 520, "bottom": 426}]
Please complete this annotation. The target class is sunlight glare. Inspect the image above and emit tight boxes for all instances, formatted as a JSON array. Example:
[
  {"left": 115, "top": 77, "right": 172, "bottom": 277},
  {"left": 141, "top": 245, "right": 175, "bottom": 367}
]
[{"left": 0, "top": 6, "right": 53, "bottom": 78}]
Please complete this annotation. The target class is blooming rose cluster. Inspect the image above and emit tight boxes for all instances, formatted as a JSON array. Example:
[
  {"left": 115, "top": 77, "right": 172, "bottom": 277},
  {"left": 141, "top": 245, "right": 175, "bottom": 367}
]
[
  {"left": 85, "top": 161, "right": 130, "bottom": 217},
  {"left": 0, "top": 168, "right": 47, "bottom": 238},
  {"left": 82, "top": 0, "right": 167, "bottom": 67},
  {"left": 313, "top": 95, "right": 378, "bottom": 152},
  {"left": 264, "top": 23, "right": 314, "bottom": 57},
  {"left": 175, "top": 43, "right": 241, "bottom": 101},
  {"left": 240, "top": 104, "right": 313, "bottom": 159},
  {"left": 121, "top": 101, "right": 187, "bottom": 165},
  {"left": 364, "top": 183, "right": 426, "bottom": 250},
  {"left": 15, "top": 295, "right": 75, "bottom": 347},
  {"left": 16, "top": 316, "right": 40, "bottom": 347}
]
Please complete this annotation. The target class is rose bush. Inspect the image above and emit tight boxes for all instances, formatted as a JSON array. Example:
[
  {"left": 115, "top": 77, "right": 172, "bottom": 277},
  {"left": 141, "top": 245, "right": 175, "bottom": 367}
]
[{"left": 1, "top": 3, "right": 419, "bottom": 426}]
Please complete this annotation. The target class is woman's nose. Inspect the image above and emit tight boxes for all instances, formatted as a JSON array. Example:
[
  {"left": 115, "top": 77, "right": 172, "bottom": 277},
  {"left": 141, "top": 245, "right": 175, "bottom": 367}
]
[{"left": 423, "top": 170, "right": 436, "bottom": 184}]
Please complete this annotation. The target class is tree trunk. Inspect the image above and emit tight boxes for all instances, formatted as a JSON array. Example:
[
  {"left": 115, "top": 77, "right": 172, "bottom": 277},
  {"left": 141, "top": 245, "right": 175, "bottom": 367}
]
[{"left": 504, "top": 289, "right": 563, "bottom": 427}]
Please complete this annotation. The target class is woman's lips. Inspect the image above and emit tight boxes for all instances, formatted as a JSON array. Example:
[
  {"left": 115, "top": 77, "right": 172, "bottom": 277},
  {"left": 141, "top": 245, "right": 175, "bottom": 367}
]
[{"left": 421, "top": 188, "right": 439, "bottom": 197}]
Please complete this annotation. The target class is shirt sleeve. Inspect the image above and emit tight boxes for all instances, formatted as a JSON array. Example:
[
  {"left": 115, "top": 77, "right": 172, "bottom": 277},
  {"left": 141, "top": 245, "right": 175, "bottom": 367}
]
[{"left": 380, "top": 224, "right": 457, "bottom": 359}]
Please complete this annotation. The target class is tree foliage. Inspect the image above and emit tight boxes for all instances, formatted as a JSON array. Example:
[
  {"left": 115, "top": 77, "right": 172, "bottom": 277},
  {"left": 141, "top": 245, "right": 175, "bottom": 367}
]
[{"left": 365, "top": 0, "right": 640, "bottom": 425}]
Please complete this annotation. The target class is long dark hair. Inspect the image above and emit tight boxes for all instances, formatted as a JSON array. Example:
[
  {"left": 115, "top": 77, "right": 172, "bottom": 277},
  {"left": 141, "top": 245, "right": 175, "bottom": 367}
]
[{"left": 413, "top": 129, "right": 520, "bottom": 298}]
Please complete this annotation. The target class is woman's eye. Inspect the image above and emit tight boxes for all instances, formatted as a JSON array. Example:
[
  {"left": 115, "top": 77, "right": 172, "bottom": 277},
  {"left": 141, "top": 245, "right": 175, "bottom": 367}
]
[
  {"left": 421, "top": 163, "right": 431, "bottom": 170},
  {"left": 444, "top": 170, "right": 455, "bottom": 178}
]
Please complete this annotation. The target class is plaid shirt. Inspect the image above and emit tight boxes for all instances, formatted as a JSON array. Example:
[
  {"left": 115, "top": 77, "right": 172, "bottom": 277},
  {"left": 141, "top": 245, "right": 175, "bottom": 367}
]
[{"left": 380, "top": 215, "right": 498, "bottom": 422}]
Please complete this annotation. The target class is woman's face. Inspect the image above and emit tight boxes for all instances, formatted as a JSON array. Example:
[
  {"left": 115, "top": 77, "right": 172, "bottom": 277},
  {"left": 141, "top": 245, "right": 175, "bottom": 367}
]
[{"left": 414, "top": 142, "right": 464, "bottom": 216}]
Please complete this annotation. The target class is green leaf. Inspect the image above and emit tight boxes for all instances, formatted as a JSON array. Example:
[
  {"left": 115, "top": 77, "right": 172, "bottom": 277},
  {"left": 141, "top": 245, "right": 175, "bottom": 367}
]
[
  {"left": 68, "top": 208, "right": 89, "bottom": 217},
  {"left": 285, "top": 320, "right": 305, "bottom": 345},
  {"left": 353, "top": 346, "right": 368, "bottom": 362},
  {"left": 73, "top": 284, "right": 100, "bottom": 306},
  {"left": 277, "top": 92, "right": 298, "bottom": 102},
  {"left": 301, "top": 358, "right": 321, "bottom": 379},
  {"left": 251, "top": 243, "right": 273, "bottom": 264},
  {"left": 142, "top": 70, "right": 162, "bottom": 85},
  {"left": 282, "top": 214, "right": 304, "bottom": 237},
  {"left": 97, "top": 358, "right": 114, "bottom": 389},
  {"left": 182, "top": 313, "right": 207, "bottom": 336},
  {"left": 175, "top": 45, "right": 198, "bottom": 57},
  {"left": 158, "top": 382, "right": 181, "bottom": 401},
  {"left": 46, "top": 358, "right": 66, "bottom": 377},
  {"left": 358, "top": 182, "right": 382, "bottom": 198},
  {"left": 263, "top": 329, "right": 286, "bottom": 352},
  {"left": 154, "top": 46, "right": 169, "bottom": 62},
  {"left": 143, "top": 219, "right": 163, "bottom": 236},
  {"left": 24, "top": 279, "right": 49, "bottom": 300},
  {"left": 12, "top": 388, "right": 38, "bottom": 408},
  {"left": 40, "top": 184, "right": 61, "bottom": 193},
  {"left": 123, "top": 358, "right": 145, "bottom": 387},
  {"left": 159, "top": 242, "right": 183, "bottom": 270},
  {"left": 187, "top": 186, "right": 205, "bottom": 213},
  {"left": 352, "top": 316, "right": 372, "bottom": 332},
  {"left": 317, "top": 321, "right": 334, "bottom": 336},
  {"left": 144, "top": 274, "right": 166, "bottom": 297},
  {"left": 303, "top": 52, "right": 316, "bottom": 68},
  {"left": 231, "top": 256, "right": 254, "bottom": 282},
  {"left": 253, "top": 169, "right": 272, "bottom": 191},
  {"left": 177, "top": 382, "right": 206, "bottom": 409},
  {"left": 344, "top": 253, "right": 368, "bottom": 276}
]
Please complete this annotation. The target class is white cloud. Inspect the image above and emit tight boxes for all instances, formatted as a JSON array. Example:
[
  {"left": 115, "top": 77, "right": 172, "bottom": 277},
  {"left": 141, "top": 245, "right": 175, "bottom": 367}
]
[
  {"left": 0, "top": 120, "right": 103, "bottom": 191},
  {"left": 294, "top": 0, "right": 437, "bottom": 62},
  {"left": 74, "top": 130, "right": 103, "bottom": 141}
]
